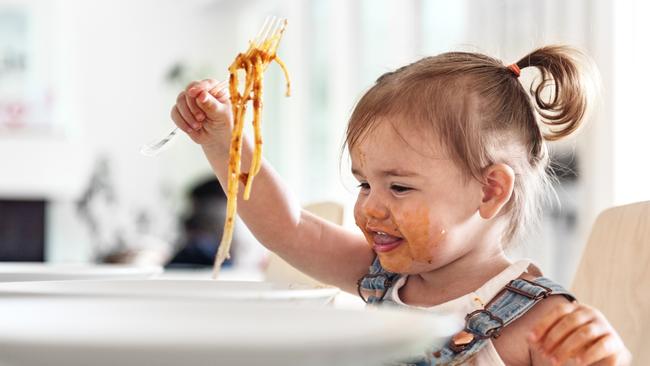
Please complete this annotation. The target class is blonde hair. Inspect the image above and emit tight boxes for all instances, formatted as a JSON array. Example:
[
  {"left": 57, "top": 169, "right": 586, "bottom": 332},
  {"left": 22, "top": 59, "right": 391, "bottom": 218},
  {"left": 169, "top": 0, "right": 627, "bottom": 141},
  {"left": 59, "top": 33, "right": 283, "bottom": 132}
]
[{"left": 345, "top": 45, "right": 597, "bottom": 244}]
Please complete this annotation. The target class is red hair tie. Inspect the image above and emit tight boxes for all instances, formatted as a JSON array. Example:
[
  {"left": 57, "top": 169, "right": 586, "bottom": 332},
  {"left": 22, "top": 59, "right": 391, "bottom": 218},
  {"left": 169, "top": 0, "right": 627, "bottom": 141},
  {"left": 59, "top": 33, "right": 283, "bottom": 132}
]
[{"left": 507, "top": 63, "right": 521, "bottom": 77}]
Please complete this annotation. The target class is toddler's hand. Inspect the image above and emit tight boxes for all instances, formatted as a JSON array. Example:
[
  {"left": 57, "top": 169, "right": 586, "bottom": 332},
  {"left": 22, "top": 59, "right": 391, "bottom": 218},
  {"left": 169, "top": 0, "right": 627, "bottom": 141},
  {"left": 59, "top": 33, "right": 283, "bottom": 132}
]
[
  {"left": 170, "top": 79, "right": 232, "bottom": 149},
  {"left": 529, "top": 302, "right": 631, "bottom": 365}
]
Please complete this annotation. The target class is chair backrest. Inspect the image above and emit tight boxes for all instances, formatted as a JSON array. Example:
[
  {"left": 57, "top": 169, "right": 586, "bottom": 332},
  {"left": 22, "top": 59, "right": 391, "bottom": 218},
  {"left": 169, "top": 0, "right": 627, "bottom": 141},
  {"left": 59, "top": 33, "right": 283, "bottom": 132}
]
[
  {"left": 571, "top": 201, "right": 650, "bottom": 365},
  {"left": 264, "top": 201, "right": 344, "bottom": 286},
  {"left": 303, "top": 201, "right": 345, "bottom": 225}
]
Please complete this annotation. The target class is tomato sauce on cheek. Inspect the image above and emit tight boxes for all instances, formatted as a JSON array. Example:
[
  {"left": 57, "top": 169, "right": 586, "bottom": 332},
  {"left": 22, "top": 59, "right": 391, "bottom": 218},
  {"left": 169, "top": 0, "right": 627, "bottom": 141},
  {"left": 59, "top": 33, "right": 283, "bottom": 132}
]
[
  {"left": 378, "top": 244, "right": 413, "bottom": 272},
  {"left": 393, "top": 206, "right": 446, "bottom": 264},
  {"left": 354, "top": 212, "right": 374, "bottom": 249},
  {"left": 354, "top": 204, "right": 416, "bottom": 272}
]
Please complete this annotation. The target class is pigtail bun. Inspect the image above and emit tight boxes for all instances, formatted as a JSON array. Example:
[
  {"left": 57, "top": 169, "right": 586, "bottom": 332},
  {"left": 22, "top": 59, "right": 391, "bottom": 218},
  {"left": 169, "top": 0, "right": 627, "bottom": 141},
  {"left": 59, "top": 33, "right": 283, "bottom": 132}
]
[{"left": 516, "top": 45, "right": 598, "bottom": 141}]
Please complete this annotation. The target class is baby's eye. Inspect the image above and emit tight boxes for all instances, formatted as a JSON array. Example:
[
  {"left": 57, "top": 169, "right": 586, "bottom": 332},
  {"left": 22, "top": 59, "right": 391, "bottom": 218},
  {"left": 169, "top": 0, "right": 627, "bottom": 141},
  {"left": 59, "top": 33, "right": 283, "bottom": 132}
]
[
  {"left": 357, "top": 182, "right": 370, "bottom": 191},
  {"left": 390, "top": 184, "right": 412, "bottom": 193}
]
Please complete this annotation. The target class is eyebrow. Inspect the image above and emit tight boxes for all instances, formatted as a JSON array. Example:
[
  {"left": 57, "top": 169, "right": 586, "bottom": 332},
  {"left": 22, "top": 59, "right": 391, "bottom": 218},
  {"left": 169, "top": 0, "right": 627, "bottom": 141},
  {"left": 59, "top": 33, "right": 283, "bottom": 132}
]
[{"left": 351, "top": 168, "right": 420, "bottom": 178}]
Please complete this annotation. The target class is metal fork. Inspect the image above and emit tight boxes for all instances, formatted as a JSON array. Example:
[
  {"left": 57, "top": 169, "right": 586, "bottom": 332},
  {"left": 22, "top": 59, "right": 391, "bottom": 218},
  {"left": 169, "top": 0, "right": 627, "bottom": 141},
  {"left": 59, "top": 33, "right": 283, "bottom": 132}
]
[{"left": 140, "top": 16, "right": 283, "bottom": 157}]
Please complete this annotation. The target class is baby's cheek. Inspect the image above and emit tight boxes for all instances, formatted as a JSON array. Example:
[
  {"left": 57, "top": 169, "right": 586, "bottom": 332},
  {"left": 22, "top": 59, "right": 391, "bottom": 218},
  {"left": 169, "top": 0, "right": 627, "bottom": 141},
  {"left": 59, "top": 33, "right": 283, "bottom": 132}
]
[
  {"left": 395, "top": 207, "right": 447, "bottom": 263},
  {"left": 353, "top": 212, "right": 374, "bottom": 248},
  {"left": 409, "top": 225, "right": 446, "bottom": 263},
  {"left": 378, "top": 245, "right": 413, "bottom": 272}
]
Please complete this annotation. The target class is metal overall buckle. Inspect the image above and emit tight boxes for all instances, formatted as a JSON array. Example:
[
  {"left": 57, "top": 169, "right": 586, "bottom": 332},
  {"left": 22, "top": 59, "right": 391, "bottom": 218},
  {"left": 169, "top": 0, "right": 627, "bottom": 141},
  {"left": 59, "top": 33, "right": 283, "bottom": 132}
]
[
  {"left": 449, "top": 309, "right": 504, "bottom": 353},
  {"left": 505, "top": 278, "right": 553, "bottom": 300},
  {"left": 356, "top": 273, "right": 394, "bottom": 303}
]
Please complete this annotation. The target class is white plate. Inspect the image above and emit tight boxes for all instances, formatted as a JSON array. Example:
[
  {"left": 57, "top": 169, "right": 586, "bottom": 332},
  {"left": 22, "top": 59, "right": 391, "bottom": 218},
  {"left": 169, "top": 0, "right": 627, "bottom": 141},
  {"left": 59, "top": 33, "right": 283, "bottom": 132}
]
[
  {"left": 0, "top": 262, "right": 162, "bottom": 282},
  {"left": 0, "top": 279, "right": 339, "bottom": 305},
  {"left": 0, "top": 297, "right": 455, "bottom": 366}
]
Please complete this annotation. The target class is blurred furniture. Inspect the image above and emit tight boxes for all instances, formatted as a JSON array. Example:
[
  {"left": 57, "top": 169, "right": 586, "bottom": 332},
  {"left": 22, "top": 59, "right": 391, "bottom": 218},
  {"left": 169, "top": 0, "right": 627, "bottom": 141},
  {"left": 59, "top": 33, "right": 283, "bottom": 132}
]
[
  {"left": 0, "top": 199, "right": 45, "bottom": 261},
  {"left": 302, "top": 201, "right": 345, "bottom": 226},
  {"left": 264, "top": 201, "right": 344, "bottom": 285},
  {"left": 167, "top": 178, "right": 231, "bottom": 268},
  {"left": 572, "top": 201, "right": 650, "bottom": 365}
]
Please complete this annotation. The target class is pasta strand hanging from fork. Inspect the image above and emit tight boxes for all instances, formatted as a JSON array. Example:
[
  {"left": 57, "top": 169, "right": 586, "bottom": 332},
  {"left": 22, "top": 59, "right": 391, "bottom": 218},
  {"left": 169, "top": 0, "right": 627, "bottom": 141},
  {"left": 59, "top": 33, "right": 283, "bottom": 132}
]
[{"left": 213, "top": 17, "right": 291, "bottom": 277}]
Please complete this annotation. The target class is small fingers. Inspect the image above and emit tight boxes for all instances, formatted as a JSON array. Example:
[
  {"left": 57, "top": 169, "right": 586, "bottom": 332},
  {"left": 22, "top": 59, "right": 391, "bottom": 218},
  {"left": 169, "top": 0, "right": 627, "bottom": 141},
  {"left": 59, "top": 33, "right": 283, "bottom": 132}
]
[
  {"left": 578, "top": 334, "right": 627, "bottom": 366},
  {"left": 176, "top": 91, "right": 201, "bottom": 130},
  {"left": 185, "top": 80, "right": 201, "bottom": 93},
  {"left": 530, "top": 301, "right": 578, "bottom": 343},
  {"left": 170, "top": 105, "right": 199, "bottom": 137},
  {"left": 187, "top": 79, "right": 222, "bottom": 98},
  {"left": 197, "top": 89, "right": 228, "bottom": 116},
  {"left": 542, "top": 306, "right": 596, "bottom": 353},
  {"left": 552, "top": 321, "right": 607, "bottom": 365},
  {"left": 185, "top": 92, "right": 205, "bottom": 122},
  {"left": 185, "top": 80, "right": 204, "bottom": 97},
  {"left": 184, "top": 81, "right": 206, "bottom": 122},
  {"left": 208, "top": 80, "right": 230, "bottom": 103}
]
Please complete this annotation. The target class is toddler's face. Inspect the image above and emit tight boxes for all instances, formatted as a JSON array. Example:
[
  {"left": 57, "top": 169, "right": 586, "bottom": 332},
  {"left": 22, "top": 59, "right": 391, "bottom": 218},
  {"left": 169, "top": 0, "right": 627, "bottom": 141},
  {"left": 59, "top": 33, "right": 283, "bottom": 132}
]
[{"left": 351, "top": 119, "right": 484, "bottom": 274}]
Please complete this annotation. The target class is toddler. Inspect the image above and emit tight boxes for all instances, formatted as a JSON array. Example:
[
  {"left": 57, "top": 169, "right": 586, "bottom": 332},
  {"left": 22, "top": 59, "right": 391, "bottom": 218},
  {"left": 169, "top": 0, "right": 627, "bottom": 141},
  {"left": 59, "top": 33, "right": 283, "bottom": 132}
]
[{"left": 170, "top": 45, "right": 630, "bottom": 365}]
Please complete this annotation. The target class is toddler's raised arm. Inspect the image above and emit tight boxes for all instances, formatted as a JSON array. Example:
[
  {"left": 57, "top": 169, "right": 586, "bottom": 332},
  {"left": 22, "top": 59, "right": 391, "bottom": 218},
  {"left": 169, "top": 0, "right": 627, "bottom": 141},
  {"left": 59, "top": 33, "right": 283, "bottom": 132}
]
[{"left": 170, "top": 79, "right": 374, "bottom": 292}]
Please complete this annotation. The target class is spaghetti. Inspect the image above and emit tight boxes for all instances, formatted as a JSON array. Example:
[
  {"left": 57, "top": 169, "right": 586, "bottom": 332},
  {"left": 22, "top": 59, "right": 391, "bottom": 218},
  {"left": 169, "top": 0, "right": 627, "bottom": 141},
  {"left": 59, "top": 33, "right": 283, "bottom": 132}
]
[{"left": 213, "top": 19, "right": 291, "bottom": 277}]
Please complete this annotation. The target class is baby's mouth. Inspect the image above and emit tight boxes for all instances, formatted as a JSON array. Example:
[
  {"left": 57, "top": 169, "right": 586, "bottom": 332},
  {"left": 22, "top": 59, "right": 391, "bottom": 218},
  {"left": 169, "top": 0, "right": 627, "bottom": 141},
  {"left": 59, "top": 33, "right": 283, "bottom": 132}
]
[{"left": 370, "top": 230, "right": 404, "bottom": 253}]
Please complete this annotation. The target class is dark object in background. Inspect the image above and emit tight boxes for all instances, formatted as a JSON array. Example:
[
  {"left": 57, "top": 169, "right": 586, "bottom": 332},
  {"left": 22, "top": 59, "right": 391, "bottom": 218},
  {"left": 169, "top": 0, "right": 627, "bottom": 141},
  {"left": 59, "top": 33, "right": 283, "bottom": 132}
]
[
  {"left": 166, "top": 178, "right": 234, "bottom": 268},
  {"left": 0, "top": 200, "right": 45, "bottom": 261}
]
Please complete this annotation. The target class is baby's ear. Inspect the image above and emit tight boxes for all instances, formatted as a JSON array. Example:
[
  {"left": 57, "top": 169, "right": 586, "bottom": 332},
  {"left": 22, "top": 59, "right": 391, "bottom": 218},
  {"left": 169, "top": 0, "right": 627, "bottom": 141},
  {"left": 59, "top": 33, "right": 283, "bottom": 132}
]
[{"left": 478, "top": 164, "right": 515, "bottom": 219}]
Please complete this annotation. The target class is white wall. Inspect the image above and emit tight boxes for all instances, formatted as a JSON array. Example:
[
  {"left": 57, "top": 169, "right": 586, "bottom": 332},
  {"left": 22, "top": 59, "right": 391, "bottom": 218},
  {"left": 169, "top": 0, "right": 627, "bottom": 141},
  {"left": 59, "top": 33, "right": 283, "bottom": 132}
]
[
  {"left": 612, "top": 0, "right": 650, "bottom": 206},
  {"left": 4, "top": 0, "right": 641, "bottom": 279},
  {"left": 0, "top": 0, "right": 90, "bottom": 200},
  {"left": 1, "top": 0, "right": 252, "bottom": 261}
]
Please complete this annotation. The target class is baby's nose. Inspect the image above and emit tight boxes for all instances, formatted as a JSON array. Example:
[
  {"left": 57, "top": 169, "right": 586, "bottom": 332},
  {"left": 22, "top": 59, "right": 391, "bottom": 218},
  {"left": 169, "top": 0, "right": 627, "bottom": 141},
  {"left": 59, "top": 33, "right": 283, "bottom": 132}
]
[{"left": 363, "top": 199, "right": 390, "bottom": 220}]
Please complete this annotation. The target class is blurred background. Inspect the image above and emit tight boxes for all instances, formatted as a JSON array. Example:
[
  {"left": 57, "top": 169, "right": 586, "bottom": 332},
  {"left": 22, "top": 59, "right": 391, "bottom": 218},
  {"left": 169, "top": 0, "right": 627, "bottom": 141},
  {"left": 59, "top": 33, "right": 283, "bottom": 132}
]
[{"left": 0, "top": 0, "right": 648, "bottom": 286}]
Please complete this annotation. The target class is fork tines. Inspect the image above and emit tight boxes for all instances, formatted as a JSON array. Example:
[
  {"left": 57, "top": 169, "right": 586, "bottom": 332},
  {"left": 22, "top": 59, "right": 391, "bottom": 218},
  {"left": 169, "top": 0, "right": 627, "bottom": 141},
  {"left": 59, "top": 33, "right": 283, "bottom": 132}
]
[{"left": 250, "top": 16, "right": 286, "bottom": 52}]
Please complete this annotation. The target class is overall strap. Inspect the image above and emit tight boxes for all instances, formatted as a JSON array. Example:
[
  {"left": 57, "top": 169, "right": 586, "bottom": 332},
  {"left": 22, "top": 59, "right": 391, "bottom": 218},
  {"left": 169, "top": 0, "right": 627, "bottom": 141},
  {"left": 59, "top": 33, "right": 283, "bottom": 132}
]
[
  {"left": 357, "top": 256, "right": 399, "bottom": 304},
  {"left": 433, "top": 277, "right": 575, "bottom": 365},
  {"left": 357, "top": 259, "right": 576, "bottom": 365}
]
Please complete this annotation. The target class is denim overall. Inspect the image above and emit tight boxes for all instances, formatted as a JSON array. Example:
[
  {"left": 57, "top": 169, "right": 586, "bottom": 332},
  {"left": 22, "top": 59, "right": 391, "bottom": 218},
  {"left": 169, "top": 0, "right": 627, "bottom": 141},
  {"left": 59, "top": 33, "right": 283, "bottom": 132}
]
[{"left": 357, "top": 258, "right": 576, "bottom": 366}]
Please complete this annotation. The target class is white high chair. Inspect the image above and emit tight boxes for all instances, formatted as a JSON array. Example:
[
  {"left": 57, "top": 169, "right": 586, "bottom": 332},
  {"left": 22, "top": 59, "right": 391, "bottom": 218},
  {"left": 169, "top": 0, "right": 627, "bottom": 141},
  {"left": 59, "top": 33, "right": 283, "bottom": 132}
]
[{"left": 571, "top": 201, "right": 650, "bottom": 365}]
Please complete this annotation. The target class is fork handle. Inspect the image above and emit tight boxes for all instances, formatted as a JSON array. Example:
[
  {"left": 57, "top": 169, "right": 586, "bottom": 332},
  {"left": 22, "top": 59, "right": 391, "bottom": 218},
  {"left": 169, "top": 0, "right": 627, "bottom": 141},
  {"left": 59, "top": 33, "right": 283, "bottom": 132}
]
[{"left": 140, "top": 127, "right": 179, "bottom": 156}]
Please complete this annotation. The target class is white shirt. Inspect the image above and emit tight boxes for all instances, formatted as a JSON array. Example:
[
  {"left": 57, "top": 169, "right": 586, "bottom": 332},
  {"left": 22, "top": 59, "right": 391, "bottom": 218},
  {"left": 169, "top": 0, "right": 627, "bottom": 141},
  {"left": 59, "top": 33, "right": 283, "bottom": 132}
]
[{"left": 385, "top": 259, "right": 533, "bottom": 365}]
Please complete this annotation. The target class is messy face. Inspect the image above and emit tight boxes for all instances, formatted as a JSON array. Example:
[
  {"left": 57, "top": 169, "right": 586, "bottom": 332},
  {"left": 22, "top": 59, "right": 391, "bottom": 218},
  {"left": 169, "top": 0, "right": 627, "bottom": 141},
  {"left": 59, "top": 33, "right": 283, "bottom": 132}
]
[{"left": 351, "top": 118, "right": 483, "bottom": 274}]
